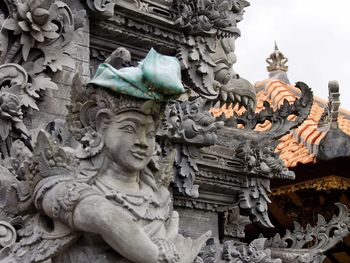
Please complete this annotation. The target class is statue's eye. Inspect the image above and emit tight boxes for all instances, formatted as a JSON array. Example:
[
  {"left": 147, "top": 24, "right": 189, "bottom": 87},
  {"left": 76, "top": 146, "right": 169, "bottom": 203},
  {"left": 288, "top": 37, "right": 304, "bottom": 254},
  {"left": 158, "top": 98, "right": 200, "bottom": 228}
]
[{"left": 121, "top": 125, "right": 136, "bottom": 133}]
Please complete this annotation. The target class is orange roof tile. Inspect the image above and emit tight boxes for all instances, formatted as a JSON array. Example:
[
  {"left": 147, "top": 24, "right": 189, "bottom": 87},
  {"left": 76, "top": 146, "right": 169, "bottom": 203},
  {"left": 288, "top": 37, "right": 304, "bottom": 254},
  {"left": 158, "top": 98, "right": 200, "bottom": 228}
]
[{"left": 211, "top": 78, "right": 350, "bottom": 168}]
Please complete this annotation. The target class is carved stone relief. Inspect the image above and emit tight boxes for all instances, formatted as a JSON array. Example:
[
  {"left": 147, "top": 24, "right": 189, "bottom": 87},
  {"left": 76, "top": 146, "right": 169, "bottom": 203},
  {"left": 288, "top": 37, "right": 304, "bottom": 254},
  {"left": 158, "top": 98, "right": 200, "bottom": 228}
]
[
  {"left": 266, "top": 203, "right": 350, "bottom": 263},
  {"left": 223, "top": 206, "right": 251, "bottom": 239},
  {"left": 0, "top": 0, "right": 348, "bottom": 262}
]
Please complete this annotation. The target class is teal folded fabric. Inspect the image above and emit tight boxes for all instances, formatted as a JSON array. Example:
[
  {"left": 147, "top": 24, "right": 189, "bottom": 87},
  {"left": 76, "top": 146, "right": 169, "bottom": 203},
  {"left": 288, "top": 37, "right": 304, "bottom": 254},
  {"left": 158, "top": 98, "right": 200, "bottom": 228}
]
[{"left": 89, "top": 48, "right": 185, "bottom": 101}]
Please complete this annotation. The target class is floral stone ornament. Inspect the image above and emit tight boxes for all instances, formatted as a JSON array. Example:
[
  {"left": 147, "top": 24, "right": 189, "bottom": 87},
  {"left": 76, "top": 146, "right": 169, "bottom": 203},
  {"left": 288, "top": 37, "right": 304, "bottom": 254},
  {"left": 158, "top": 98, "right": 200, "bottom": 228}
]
[{"left": 3, "top": 0, "right": 61, "bottom": 61}]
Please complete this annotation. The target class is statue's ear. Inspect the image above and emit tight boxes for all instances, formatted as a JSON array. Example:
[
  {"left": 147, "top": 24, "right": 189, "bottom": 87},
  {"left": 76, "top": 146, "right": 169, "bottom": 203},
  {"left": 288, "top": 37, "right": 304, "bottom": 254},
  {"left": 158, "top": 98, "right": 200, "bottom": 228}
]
[{"left": 95, "top": 109, "right": 113, "bottom": 132}]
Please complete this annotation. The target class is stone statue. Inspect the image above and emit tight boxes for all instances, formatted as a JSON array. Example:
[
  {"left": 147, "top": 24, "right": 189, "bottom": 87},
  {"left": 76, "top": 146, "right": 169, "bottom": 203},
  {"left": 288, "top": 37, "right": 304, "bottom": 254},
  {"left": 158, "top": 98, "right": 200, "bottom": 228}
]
[
  {"left": 0, "top": 49, "right": 210, "bottom": 263},
  {"left": 0, "top": 1, "right": 348, "bottom": 262}
]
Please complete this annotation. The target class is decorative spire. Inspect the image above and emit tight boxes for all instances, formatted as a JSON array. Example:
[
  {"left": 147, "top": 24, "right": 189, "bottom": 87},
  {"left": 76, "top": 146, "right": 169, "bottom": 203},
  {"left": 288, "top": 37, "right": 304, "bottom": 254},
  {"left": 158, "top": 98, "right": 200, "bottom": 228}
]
[
  {"left": 318, "top": 80, "right": 341, "bottom": 129},
  {"left": 266, "top": 41, "right": 288, "bottom": 72}
]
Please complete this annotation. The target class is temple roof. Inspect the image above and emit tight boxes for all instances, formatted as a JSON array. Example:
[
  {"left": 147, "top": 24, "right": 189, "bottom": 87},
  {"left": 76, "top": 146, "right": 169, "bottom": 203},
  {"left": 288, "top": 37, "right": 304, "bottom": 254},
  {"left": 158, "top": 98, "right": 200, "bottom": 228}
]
[
  {"left": 255, "top": 79, "right": 350, "bottom": 167},
  {"left": 211, "top": 45, "right": 350, "bottom": 168}
]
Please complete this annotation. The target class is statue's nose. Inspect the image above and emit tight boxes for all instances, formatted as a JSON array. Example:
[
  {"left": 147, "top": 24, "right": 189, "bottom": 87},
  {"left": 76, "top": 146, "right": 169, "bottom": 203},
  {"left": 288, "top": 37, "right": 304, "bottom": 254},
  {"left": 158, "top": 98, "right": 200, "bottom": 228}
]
[{"left": 135, "top": 130, "right": 148, "bottom": 148}]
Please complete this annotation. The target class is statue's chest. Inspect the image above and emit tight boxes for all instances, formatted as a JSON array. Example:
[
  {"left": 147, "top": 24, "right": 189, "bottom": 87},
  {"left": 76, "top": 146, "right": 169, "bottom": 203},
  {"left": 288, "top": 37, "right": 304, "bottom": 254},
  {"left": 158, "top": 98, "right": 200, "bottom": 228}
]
[{"left": 93, "top": 179, "right": 171, "bottom": 221}]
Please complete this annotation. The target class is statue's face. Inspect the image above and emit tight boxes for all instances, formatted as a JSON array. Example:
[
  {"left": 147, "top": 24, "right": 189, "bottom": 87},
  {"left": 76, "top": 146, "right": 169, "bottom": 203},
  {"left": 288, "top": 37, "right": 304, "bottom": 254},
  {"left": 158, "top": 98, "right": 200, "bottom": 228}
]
[{"left": 103, "top": 111, "right": 156, "bottom": 171}]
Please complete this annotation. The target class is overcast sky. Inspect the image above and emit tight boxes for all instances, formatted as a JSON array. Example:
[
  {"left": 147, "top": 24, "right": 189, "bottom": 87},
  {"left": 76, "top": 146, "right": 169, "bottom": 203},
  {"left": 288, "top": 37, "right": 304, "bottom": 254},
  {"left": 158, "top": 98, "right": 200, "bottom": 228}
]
[{"left": 234, "top": 0, "right": 350, "bottom": 109}]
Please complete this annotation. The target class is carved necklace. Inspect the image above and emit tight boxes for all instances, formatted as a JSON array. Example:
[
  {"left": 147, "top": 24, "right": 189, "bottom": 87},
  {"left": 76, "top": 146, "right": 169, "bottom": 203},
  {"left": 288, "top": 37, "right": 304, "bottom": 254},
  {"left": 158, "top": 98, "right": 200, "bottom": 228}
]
[{"left": 93, "top": 177, "right": 168, "bottom": 221}]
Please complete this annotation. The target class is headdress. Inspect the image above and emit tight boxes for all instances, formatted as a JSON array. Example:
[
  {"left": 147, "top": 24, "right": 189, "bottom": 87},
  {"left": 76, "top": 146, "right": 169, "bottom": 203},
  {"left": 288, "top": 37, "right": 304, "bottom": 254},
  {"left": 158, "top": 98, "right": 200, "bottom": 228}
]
[
  {"left": 66, "top": 48, "right": 185, "bottom": 158},
  {"left": 88, "top": 48, "right": 185, "bottom": 101}
]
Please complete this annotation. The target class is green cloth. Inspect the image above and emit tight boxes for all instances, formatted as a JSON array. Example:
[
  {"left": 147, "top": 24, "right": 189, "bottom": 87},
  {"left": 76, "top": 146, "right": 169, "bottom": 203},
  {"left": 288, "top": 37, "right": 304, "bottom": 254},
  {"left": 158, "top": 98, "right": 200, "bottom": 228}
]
[{"left": 88, "top": 48, "right": 185, "bottom": 101}]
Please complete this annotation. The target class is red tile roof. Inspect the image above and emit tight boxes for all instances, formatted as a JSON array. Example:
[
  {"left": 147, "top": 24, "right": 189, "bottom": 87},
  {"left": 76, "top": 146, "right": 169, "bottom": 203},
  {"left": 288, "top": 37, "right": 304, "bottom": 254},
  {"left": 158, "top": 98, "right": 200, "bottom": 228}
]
[{"left": 211, "top": 79, "right": 350, "bottom": 167}]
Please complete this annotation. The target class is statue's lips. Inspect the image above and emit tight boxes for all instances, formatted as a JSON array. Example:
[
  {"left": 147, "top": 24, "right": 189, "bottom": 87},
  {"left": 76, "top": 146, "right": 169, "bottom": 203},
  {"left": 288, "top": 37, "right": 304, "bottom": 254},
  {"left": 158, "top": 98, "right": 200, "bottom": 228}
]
[{"left": 130, "top": 150, "right": 148, "bottom": 159}]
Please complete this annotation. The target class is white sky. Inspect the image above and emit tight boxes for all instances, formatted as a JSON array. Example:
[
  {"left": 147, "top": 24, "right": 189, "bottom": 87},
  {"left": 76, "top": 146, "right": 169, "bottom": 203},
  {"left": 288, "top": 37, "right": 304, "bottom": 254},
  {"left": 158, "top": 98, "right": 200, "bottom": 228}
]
[{"left": 234, "top": 0, "right": 350, "bottom": 109}]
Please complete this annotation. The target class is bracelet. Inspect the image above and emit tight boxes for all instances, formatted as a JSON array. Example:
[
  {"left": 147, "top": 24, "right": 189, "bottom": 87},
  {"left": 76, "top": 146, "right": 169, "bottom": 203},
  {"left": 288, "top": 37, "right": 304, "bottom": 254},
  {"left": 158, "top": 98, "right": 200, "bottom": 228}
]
[{"left": 153, "top": 238, "right": 180, "bottom": 263}]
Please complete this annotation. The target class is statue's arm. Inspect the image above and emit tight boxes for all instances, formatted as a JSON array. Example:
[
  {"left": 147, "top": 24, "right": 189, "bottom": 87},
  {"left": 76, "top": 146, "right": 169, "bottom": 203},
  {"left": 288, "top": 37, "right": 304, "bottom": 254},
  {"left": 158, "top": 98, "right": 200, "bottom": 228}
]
[
  {"left": 40, "top": 181, "right": 159, "bottom": 263},
  {"left": 72, "top": 195, "right": 159, "bottom": 263}
]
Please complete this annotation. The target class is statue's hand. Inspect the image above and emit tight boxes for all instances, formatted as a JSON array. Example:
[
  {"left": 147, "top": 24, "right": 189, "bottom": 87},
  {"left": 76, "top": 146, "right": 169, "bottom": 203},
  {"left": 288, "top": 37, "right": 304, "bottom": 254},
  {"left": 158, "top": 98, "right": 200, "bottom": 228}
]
[
  {"left": 165, "top": 211, "right": 180, "bottom": 241},
  {"left": 173, "top": 231, "right": 211, "bottom": 263},
  {"left": 165, "top": 211, "right": 211, "bottom": 263}
]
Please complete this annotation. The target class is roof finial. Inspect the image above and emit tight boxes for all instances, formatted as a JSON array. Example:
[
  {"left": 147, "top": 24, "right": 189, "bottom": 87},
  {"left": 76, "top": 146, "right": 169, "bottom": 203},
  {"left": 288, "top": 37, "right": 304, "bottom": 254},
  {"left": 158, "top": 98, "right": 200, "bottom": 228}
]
[
  {"left": 318, "top": 80, "right": 340, "bottom": 129},
  {"left": 266, "top": 41, "right": 288, "bottom": 72}
]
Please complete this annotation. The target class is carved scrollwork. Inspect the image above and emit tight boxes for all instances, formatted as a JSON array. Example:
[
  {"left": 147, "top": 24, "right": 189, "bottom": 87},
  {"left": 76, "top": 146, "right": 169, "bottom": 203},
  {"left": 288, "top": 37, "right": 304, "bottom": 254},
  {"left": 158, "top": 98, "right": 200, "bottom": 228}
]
[
  {"left": 0, "top": 0, "right": 85, "bottom": 73},
  {"left": 223, "top": 239, "right": 282, "bottom": 263},
  {"left": 174, "top": 0, "right": 256, "bottom": 107},
  {"left": 239, "top": 177, "right": 273, "bottom": 228},
  {"left": 224, "top": 206, "right": 251, "bottom": 239},
  {"left": 196, "top": 238, "right": 282, "bottom": 263},
  {"left": 265, "top": 203, "right": 350, "bottom": 263},
  {"left": 85, "top": 0, "right": 115, "bottom": 18},
  {"left": 194, "top": 204, "right": 349, "bottom": 262},
  {"left": 159, "top": 98, "right": 223, "bottom": 146},
  {"left": 235, "top": 140, "right": 295, "bottom": 180},
  {"left": 0, "top": 63, "right": 57, "bottom": 111},
  {"left": 173, "top": 0, "right": 249, "bottom": 37},
  {"left": 196, "top": 238, "right": 218, "bottom": 263},
  {"left": 0, "top": 63, "right": 58, "bottom": 158},
  {"left": 159, "top": 98, "right": 223, "bottom": 197},
  {"left": 177, "top": 36, "right": 218, "bottom": 99},
  {"left": 221, "top": 82, "right": 313, "bottom": 140},
  {"left": 211, "top": 84, "right": 313, "bottom": 229},
  {"left": 172, "top": 144, "right": 200, "bottom": 198},
  {"left": 0, "top": 220, "right": 16, "bottom": 249},
  {"left": 0, "top": 214, "right": 79, "bottom": 263},
  {"left": 0, "top": 0, "right": 84, "bottom": 159}
]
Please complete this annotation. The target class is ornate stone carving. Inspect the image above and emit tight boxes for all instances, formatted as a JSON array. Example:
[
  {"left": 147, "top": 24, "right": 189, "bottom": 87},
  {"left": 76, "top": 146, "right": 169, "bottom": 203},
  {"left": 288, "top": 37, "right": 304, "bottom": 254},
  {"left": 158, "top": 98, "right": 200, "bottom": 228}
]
[
  {"left": 221, "top": 81, "right": 313, "bottom": 140},
  {"left": 209, "top": 38, "right": 256, "bottom": 109},
  {"left": 85, "top": 0, "right": 115, "bottom": 18},
  {"left": 174, "top": 0, "right": 249, "bottom": 37},
  {"left": 0, "top": 63, "right": 58, "bottom": 159},
  {"left": 203, "top": 82, "right": 313, "bottom": 228},
  {"left": 239, "top": 177, "right": 273, "bottom": 228},
  {"left": 0, "top": 63, "right": 57, "bottom": 112},
  {"left": 223, "top": 239, "right": 282, "bottom": 263},
  {"left": 0, "top": 0, "right": 347, "bottom": 262},
  {"left": 224, "top": 206, "right": 251, "bottom": 239},
  {"left": 266, "top": 203, "right": 350, "bottom": 263},
  {"left": 317, "top": 80, "right": 350, "bottom": 161},
  {"left": 235, "top": 141, "right": 295, "bottom": 180},
  {"left": 0, "top": 0, "right": 84, "bottom": 71},
  {"left": 173, "top": 144, "right": 200, "bottom": 198},
  {"left": 266, "top": 42, "right": 288, "bottom": 73},
  {"left": 160, "top": 98, "right": 224, "bottom": 146},
  {"left": 0, "top": 0, "right": 84, "bottom": 161},
  {"left": 196, "top": 238, "right": 219, "bottom": 263},
  {"left": 178, "top": 36, "right": 256, "bottom": 107},
  {"left": 0, "top": 49, "right": 211, "bottom": 263},
  {"left": 158, "top": 98, "right": 223, "bottom": 197},
  {"left": 188, "top": 203, "right": 350, "bottom": 263},
  {"left": 196, "top": 238, "right": 282, "bottom": 263},
  {"left": 318, "top": 80, "right": 340, "bottom": 130},
  {"left": 174, "top": 0, "right": 256, "bottom": 107},
  {"left": 86, "top": 0, "right": 255, "bottom": 110}
]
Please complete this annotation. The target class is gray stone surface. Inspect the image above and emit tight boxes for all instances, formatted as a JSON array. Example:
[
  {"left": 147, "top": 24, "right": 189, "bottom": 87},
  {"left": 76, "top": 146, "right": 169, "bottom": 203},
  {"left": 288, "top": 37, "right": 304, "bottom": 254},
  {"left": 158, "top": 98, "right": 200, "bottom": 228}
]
[
  {"left": 177, "top": 208, "right": 219, "bottom": 239},
  {"left": 0, "top": 0, "right": 348, "bottom": 262}
]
